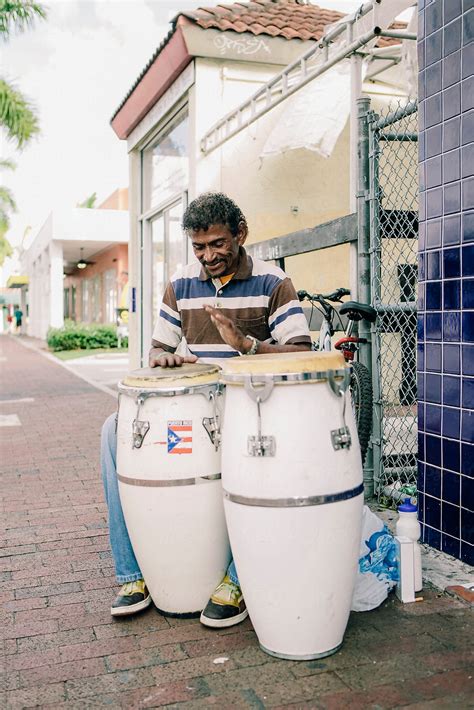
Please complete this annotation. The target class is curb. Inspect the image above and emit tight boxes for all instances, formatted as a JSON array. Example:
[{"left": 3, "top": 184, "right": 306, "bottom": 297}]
[{"left": 9, "top": 335, "right": 118, "bottom": 399}]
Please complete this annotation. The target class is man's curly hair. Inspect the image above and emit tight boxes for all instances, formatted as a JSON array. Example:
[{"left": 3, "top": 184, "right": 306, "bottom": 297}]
[{"left": 182, "top": 192, "right": 247, "bottom": 237}]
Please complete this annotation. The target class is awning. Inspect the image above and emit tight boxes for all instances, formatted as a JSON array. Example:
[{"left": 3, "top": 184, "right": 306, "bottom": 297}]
[{"left": 6, "top": 275, "right": 29, "bottom": 288}]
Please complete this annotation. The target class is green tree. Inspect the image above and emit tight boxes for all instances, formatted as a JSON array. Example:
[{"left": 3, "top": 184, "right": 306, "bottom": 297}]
[
  {"left": 0, "top": 1, "right": 46, "bottom": 265},
  {"left": 77, "top": 192, "right": 97, "bottom": 209},
  {"left": 0, "top": 1, "right": 46, "bottom": 148},
  {"left": 0, "top": 159, "right": 16, "bottom": 266}
]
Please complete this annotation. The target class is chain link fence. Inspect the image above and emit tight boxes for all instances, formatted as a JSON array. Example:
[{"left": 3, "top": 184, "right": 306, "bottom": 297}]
[{"left": 368, "top": 99, "right": 419, "bottom": 504}]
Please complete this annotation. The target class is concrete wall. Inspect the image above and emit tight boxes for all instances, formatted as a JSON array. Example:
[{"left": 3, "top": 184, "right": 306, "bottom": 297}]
[{"left": 192, "top": 57, "right": 352, "bottom": 296}]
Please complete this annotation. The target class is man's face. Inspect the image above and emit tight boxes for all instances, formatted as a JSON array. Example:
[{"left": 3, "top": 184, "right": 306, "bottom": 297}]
[{"left": 189, "top": 222, "right": 247, "bottom": 278}]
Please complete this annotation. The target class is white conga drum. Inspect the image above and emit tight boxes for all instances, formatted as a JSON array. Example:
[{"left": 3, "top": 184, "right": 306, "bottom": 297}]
[
  {"left": 117, "top": 364, "right": 230, "bottom": 616},
  {"left": 220, "top": 351, "right": 363, "bottom": 659}
]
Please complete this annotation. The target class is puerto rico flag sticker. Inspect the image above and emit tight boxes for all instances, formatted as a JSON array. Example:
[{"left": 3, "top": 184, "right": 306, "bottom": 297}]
[{"left": 167, "top": 420, "right": 192, "bottom": 454}]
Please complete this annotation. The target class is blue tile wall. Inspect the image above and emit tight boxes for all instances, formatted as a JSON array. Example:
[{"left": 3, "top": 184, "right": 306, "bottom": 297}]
[{"left": 418, "top": 1, "right": 473, "bottom": 564}]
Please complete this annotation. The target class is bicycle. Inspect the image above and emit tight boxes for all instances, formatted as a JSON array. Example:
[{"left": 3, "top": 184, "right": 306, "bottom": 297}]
[{"left": 297, "top": 287, "right": 376, "bottom": 465}]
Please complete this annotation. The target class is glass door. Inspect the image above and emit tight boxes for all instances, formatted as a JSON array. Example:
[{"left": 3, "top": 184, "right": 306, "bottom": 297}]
[
  {"left": 142, "top": 196, "right": 187, "bottom": 362},
  {"left": 151, "top": 213, "right": 165, "bottom": 323}
]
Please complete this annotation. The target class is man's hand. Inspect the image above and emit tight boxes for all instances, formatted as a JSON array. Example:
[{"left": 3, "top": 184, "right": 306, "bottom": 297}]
[
  {"left": 203, "top": 304, "right": 249, "bottom": 353},
  {"left": 149, "top": 347, "right": 198, "bottom": 368}
]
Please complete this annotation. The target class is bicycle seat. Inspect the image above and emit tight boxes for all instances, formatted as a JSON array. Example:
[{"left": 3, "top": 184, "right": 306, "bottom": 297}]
[{"left": 339, "top": 301, "right": 377, "bottom": 323}]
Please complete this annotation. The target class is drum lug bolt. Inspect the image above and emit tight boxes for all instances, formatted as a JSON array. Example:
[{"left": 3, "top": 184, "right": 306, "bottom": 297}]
[
  {"left": 201, "top": 387, "right": 223, "bottom": 450},
  {"left": 331, "top": 426, "right": 352, "bottom": 451},
  {"left": 132, "top": 419, "right": 150, "bottom": 448},
  {"left": 244, "top": 377, "right": 276, "bottom": 458},
  {"left": 202, "top": 417, "right": 221, "bottom": 450},
  {"left": 248, "top": 434, "right": 276, "bottom": 457},
  {"left": 131, "top": 395, "right": 150, "bottom": 448}
]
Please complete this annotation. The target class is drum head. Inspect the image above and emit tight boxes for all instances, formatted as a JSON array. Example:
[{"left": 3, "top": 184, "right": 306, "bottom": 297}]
[
  {"left": 219, "top": 351, "right": 347, "bottom": 380},
  {"left": 121, "top": 363, "right": 221, "bottom": 389}
]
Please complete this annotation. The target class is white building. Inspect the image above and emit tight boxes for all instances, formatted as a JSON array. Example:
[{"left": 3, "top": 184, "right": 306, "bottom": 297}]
[
  {"left": 110, "top": 0, "right": 414, "bottom": 368},
  {"left": 22, "top": 205, "right": 128, "bottom": 340}
]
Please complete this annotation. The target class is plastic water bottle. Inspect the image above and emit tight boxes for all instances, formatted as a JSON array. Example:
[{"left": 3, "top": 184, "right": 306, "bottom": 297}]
[{"left": 396, "top": 498, "right": 422, "bottom": 592}]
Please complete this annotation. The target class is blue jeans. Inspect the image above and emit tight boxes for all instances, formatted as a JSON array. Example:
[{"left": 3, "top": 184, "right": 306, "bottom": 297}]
[{"left": 101, "top": 413, "right": 239, "bottom": 586}]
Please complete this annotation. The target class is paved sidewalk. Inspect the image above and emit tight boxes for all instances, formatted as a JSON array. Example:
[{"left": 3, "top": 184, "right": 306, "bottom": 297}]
[{"left": 1, "top": 334, "right": 472, "bottom": 709}]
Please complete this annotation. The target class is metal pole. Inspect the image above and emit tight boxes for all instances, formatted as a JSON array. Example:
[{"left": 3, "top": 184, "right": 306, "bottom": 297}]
[
  {"left": 357, "top": 95, "right": 374, "bottom": 499},
  {"left": 349, "top": 52, "right": 362, "bottom": 299},
  {"left": 368, "top": 109, "right": 383, "bottom": 500}
]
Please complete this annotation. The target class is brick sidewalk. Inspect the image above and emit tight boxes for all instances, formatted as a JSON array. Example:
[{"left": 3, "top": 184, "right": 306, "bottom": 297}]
[{"left": 1, "top": 335, "right": 472, "bottom": 709}]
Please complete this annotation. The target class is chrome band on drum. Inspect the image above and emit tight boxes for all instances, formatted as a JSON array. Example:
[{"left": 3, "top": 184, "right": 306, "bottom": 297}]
[
  {"left": 118, "top": 472, "right": 222, "bottom": 487},
  {"left": 223, "top": 482, "right": 364, "bottom": 508}
]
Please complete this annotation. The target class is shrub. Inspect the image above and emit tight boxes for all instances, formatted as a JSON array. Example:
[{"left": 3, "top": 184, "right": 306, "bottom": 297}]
[{"left": 47, "top": 322, "right": 123, "bottom": 351}]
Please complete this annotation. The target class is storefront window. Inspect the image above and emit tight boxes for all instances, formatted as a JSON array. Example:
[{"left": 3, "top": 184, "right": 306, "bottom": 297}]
[
  {"left": 167, "top": 202, "right": 186, "bottom": 277},
  {"left": 104, "top": 269, "right": 117, "bottom": 323},
  {"left": 81, "top": 279, "right": 90, "bottom": 322},
  {"left": 91, "top": 275, "right": 101, "bottom": 322},
  {"left": 64, "top": 288, "right": 70, "bottom": 320},
  {"left": 152, "top": 215, "right": 165, "bottom": 321},
  {"left": 143, "top": 112, "right": 188, "bottom": 211}
]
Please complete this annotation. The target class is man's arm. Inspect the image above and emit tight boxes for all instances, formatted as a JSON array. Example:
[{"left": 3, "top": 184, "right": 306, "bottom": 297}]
[
  {"left": 149, "top": 280, "right": 198, "bottom": 368},
  {"left": 203, "top": 305, "right": 310, "bottom": 355}
]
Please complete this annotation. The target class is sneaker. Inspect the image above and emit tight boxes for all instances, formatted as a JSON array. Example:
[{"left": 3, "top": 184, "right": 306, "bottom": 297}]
[
  {"left": 200, "top": 575, "right": 248, "bottom": 628},
  {"left": 110, "top": 579, "right": 151, "bottom": 617}
]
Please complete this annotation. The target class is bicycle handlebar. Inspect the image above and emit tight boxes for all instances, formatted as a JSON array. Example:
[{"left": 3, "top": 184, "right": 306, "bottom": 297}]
[{"left": 297, "top": 287, "right": 350, "bottom": 304}]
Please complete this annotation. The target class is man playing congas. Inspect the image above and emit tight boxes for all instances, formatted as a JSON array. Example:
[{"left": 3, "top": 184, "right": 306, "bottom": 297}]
[{"left": 101, "top": 192, "right": 311, "bottom": 626}]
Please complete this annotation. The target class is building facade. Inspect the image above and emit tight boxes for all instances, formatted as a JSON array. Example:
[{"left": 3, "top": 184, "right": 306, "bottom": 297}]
[
  {"left": 111, "top": 1, "right": 411, "bottom": 368},
  {"left": 22, "top": 190, "right": 129, "bottom": 340}
]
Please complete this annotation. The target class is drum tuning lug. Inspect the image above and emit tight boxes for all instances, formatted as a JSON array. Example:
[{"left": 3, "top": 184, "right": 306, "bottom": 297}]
[
  {"left": 331, "top": 426, "right": 352, "bottom": 451},
  {"left": 246, "top": 385, "right": 276, "bottom": 457},
  {"left": 132, "top": 419, "right": 150, "bottom": 449},
  {"left": 202, "top": 417, "right": 221, "bottom": 450},
  {"left": 327, "top": 369, "right": 350, "bottom": 397},
  {"left": 248, "top": 435, "right": 276, "bottom": 457},
  {"left": 244, "top": 377, "right": 274, "bottom": 402}
]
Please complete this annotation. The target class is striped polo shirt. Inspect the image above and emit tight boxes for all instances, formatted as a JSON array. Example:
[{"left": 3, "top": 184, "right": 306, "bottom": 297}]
[{"left": 152, "top": 247, "right": 311, "bottom": 360}]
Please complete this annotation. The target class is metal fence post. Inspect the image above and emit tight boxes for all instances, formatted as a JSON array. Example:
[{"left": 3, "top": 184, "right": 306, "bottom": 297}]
[
  {"left": 368, "top": 110, "right": 383, "bottom": 499},
  {"left": 357, "top": 96, "right": 374, "bottom": 498}
]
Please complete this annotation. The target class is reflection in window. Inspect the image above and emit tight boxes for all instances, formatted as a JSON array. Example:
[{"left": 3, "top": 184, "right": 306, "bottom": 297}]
[
  {"left": 143, "top": 113, "right": 188, "bottom": 211},
  {"left": 82, "top": 279, "right": 90, "bottom": 321},
  {"left": 91, "top": 275, "right": 101, "bottom": 322},
  {"left": 168, "top": 202, "right": 186, "bottom": 278},
  {"left": 152, "top": 215, "right": 165, "bottom": 322},
  {"left": 104, "top": 269, "right": 117, "bottom": 323}
]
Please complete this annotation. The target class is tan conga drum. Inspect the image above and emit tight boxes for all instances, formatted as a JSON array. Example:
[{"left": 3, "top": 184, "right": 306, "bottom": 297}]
[
  {"left": 219, "top": 351, "right": 363, "bottom": 659},
  {"left": 117, "top": 364, "right": 230, "bottom": 616}
]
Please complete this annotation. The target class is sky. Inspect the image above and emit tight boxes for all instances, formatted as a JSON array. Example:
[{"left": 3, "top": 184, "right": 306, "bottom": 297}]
[{"left": 1, "top": 0, "right": 401, "bottom": 274}]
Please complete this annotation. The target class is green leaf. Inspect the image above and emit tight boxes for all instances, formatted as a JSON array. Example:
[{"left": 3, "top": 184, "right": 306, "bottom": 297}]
[
  {"left": 0, "top": 1, "right": 47, "bottom": 38},
  {"left": 0, "top": 78, "right": 39, "bottom": 148}
]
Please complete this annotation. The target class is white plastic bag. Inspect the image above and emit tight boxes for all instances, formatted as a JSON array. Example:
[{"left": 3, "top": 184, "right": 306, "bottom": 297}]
[{"left": 351, "top": 506, "right": 399, "bottom": 612}]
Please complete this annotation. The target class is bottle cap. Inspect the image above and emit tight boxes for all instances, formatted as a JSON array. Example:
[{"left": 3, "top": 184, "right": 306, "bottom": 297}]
[{"left": 398, "top": 497, "right": 417, "bottom": 513}]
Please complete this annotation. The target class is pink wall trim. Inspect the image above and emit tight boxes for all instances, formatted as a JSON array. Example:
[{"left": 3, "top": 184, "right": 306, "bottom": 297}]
[{"left": 111, "top": 27, "right": 192, "bottom": 140}]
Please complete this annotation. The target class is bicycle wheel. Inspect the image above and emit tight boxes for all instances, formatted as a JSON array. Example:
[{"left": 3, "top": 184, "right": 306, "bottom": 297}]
[{"left": 350, "top": 361, "right": 373, "bottom": 466}]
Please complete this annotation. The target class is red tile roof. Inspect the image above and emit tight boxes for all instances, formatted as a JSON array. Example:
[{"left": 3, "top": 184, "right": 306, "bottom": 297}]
[
  {"left": 179, "top": 0, "right": 344, "bottom": 42},
  {"left": 111, "top": 0, "right": 407, "bottom": 131}
]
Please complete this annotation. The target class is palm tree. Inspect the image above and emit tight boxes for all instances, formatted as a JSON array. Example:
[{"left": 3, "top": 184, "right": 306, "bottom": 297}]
[
  {"left": 0, "top": 159, "right": 16, "bottom": 266},
  {"left": 0, "top": 1, "right": 46, "bottom": 265},
  {"left": 0, "top": 1, "right": 46, "bottom": 35},
  {"left": 1, "top": 2, "right": 46, "bottom": 148}
]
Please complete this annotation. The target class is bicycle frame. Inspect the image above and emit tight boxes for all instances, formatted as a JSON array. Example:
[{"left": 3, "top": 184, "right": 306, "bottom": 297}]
[{"left": 300, "top": 288, "right": 367, "bottom": 363}]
